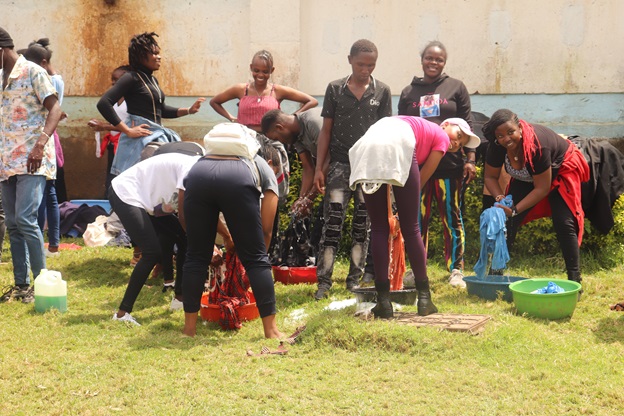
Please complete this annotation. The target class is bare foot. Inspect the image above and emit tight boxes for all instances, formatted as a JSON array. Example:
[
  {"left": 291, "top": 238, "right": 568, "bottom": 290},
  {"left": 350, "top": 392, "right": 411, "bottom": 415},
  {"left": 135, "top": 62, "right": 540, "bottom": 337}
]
[
  {"left": 261, "top": 314, "right": 285, "bottom": 339},
  {"left": 183, "top": 312, "right": 198, "bottom": 337}
]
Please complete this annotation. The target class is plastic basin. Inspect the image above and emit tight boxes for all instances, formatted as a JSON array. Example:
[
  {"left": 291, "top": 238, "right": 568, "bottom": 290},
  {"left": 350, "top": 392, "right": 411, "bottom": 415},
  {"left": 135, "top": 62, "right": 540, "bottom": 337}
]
[
  {"left": 200, "top": 292, "right": 259, "bottom": 322},
  {"left": 509, "top": 278, "right": 582, "bottom": 320},
  {"left": 350, "top": 287, "right": 417, "bottom": 306},
  {"left": 272, "top": 266, "right": 317, "bottom": 285},
  {"left": 463, "top": 275, "right": 527, "bottom": 302}
]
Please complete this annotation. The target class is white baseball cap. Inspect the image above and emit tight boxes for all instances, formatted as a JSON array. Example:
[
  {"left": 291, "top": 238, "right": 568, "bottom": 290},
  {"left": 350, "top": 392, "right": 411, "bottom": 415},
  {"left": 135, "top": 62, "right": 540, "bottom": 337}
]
[{"left": 442, "top": 118, "right": 481, "bottom": 149}]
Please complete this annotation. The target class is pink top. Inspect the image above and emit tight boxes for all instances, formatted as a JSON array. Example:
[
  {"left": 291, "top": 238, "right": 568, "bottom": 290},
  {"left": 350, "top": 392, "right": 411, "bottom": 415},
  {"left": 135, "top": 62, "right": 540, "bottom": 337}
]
[
  {"left": 397, "top": 116, "right": 449, "bottom": 164},
  {"left": 237, "top": 84, "right": 280, "bottom": 126}
]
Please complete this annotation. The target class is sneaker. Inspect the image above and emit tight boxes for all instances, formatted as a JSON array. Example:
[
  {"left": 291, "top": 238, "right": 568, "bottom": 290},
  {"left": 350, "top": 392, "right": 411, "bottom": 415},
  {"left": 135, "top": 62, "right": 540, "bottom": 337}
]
[
  {"left": 162, "top": 281, "right": 175, "bottom": 293},
  {"left": 112, "top": 312, "right": 141, "bottom": 326},
  {"left": 314, "top": 287, "right": 329, "bottom": 300},
  {"left": 45, "top": 248, "right": 60, "bottom": 258},
  {"left": 20, "top": 286, "right": 35, "bottom": 304},
  {"left": 448, "top": 269, "right": 466, "bottom": 288},
  {"left": 170, "top": 297, "right": 183, "bottom": 311},
  {"left": 1, "top": 285, "right": 20, "bottom": 302}
]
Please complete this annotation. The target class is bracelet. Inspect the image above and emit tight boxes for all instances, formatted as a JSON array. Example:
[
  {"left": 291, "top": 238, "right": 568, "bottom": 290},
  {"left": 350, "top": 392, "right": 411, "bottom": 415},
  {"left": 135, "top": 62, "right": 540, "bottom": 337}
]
[
  {"left": 185, "top": 108, "right": 190, "bottom": 115},
  {"left": 511, "top": 205, "right": 518, "bottom": 217},
  {"left": 40, "top": 131, "right": 51, "bottom": 140},
  {"left": 465, "top": 160, "right": 476, "bottom": 165}
]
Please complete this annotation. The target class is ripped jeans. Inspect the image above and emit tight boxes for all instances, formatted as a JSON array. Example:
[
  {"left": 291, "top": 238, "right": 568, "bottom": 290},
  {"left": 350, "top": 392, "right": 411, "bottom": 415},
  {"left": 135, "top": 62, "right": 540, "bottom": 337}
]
[{"left": 316, "top": 162, "right": 370, "bottom": 289}]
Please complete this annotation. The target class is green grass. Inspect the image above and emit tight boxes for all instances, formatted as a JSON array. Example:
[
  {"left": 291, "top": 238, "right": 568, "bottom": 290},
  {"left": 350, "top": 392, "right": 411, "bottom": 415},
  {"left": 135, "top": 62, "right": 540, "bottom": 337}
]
[{"left": 1, "top": 241, "right": 623, "bottom": 415}]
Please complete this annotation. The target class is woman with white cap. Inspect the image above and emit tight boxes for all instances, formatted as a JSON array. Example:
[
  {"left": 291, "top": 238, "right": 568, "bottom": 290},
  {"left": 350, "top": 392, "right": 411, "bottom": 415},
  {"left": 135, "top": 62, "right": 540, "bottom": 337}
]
[{"left": 349, "top": 116, "right": 480, "bottom": 318}]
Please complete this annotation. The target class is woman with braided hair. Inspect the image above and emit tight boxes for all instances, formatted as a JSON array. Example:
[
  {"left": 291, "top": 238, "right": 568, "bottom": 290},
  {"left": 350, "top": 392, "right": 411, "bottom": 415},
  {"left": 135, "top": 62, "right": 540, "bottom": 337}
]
[
  {"left": 97, "top": 32, "right": 206, "bottom": 176},
  {"left": 483, "top": 109, "right": 589, "bottom": 286}
]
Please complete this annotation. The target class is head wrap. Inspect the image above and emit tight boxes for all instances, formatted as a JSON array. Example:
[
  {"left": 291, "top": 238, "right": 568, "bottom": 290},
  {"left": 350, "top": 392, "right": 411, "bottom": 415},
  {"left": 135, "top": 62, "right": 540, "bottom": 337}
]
[{"left": 0, "top": 27, "right": 14, "bottom": 48}]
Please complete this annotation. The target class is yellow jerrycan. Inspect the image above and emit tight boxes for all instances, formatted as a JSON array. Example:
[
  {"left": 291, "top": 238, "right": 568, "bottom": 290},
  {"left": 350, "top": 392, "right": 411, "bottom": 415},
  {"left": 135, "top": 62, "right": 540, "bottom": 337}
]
[{"left": 34, "top": 269, "right": 67, "bottom": 313}]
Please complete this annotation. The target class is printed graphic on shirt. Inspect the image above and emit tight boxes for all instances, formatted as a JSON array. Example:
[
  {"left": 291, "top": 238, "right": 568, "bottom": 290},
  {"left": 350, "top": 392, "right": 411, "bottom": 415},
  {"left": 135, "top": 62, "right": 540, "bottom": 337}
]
[{"left": 419, "top": 94, "right": 440, "bottom": 118}]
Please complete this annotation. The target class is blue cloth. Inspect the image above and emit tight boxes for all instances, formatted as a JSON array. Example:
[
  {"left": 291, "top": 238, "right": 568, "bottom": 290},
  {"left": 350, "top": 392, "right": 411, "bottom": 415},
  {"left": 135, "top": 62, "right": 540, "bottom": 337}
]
[
  {"left": 532, "top": 281, "right": 565, "bottom": 294},
  {"left": 474, "top": 195, "right": 513, "bottom": 279},
  {"left": 110, "top": 114, "right": 181, "bottom": 176}
]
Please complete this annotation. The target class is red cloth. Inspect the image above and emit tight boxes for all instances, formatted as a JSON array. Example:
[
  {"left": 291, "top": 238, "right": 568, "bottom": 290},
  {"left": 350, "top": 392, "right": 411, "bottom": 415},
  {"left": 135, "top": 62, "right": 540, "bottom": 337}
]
[
  {"left": 101, "top": 132, "right": 120, "bottom": 156},
  {"left": 520, "top": 141, "right": 590, "bottom": 246},
  {"left": 236, "top": 84, "right": 280, "bottom": 126},
  {"left": 207, "top": 252, "right": 252, "bottom": 330},
  {"left": 388, "top": 213, "right": 406, "bottom": 291}
]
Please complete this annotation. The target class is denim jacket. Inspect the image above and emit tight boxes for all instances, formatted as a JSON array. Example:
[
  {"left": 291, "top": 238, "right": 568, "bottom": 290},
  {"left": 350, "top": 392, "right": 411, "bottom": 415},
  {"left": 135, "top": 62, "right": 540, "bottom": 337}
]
[{"left": 110, "top": 114, "right": 181, "bottom": 176}]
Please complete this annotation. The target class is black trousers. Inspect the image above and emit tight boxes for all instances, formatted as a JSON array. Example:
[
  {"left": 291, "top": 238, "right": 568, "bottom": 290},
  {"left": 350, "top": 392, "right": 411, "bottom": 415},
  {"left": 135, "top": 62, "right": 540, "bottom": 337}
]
[
  {"left": 182, "top": 158, "right": 276, "bottom": 318},
  {"left": 109, "top": 188, "right": 164, "bottom": 313},
  {"left": 151, "top": 214, "right": 187, "bottom": 295}
]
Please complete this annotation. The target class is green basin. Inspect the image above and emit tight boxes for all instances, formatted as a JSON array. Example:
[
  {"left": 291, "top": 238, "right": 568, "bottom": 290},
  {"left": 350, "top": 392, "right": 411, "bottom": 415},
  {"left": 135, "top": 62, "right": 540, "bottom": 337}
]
[{"left": 509, "top": 278, "right": 582, "bottom": 320}]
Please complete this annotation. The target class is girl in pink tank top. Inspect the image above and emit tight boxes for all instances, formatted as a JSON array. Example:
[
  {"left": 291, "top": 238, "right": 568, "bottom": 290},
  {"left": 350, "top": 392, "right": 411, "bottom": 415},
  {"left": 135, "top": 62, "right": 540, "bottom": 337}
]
[
  {"left": 237, "top": 83, "right": 280, "bottom": 126},
  {"left": 209, "top": 50, "right": 318, "bottom": 132}
]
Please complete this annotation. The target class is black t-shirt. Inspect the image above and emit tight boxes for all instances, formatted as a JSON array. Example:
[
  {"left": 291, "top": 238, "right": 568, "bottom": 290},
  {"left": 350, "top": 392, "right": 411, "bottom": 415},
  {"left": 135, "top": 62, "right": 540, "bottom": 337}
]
[
  {"left": 322, "top": 76, "right": 392, "bottom": 163},
  {"left": 398, "top": 74, "right": 474, "bottom": 179},
  {"left": 97, "top": 69, "right": 179, "bottom": 126},
  {"left": 486, "top": 123, "right": 569, "bottom": 175}
]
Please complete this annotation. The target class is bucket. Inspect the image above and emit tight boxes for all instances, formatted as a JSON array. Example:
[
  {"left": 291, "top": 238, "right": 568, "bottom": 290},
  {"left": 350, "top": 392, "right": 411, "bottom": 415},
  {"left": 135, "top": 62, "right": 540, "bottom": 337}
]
[{"left": 34, "top": 269, "right": 67, "bottom": 313}]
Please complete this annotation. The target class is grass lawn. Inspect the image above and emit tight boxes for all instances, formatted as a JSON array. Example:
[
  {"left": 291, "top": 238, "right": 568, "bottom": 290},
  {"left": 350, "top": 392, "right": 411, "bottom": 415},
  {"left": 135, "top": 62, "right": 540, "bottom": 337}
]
[{"left": 1, "top": 240, "right": 623, "bottom": 415}]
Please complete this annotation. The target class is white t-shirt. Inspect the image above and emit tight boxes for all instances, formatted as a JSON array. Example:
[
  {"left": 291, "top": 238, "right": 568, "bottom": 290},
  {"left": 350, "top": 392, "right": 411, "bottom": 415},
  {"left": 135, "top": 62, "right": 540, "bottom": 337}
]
[
  {"left": 114, "top": 100, "right": 128, "bottom": 123},
  {"left": 111, "top": 153, "right": 200, "bottom": 215}
]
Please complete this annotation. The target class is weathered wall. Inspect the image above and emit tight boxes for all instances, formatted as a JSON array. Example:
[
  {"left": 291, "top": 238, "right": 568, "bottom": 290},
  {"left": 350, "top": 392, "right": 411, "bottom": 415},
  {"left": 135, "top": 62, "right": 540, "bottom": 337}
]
[
  {"left": 2, "top": 0, "right": 622, "bottom": 199},
  {"left": 4, "top": 0, "right": 622, "bottom": 95}
]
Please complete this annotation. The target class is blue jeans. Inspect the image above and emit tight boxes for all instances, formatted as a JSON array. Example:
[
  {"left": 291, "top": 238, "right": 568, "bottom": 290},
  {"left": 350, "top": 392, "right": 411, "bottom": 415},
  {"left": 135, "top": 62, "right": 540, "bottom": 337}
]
[
  {"left": 37, "top": 180, "right": 60, "bottom": 247},
  {"left": 1, "top": 175, "right": 47, "bottom": 285}
]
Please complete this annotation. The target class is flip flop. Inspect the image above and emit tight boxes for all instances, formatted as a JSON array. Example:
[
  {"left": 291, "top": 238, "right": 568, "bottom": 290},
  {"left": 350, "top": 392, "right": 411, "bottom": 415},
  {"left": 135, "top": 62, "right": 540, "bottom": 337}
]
[
  {"left": 609, "top": 302, "right": 624, "bottom": 311},
  {"left": 283, "top": 325, "right": 307, "bottom": 345},
  {"left": 246, "top": 342, "right": 289, "bottom": 357}
]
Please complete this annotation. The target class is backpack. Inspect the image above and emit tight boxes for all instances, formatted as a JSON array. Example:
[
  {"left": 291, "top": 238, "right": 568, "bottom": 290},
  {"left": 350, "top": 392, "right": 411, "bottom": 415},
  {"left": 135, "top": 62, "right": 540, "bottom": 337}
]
[
  {"left": 203, "top": 123, "right": 261, "bottom": 189},
  {"left": 203, "top": 123, "right": 260, "bottom": 159}
]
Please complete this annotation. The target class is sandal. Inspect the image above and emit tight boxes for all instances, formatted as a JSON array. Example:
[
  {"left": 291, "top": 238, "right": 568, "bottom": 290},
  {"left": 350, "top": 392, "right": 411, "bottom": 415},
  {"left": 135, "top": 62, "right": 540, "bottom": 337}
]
[
  {"left": 283, "top": 325, "right": 307, "bottom": 345},
  {"left": 246, "top": 342, "right": 289, "bottom": 357},
  {"left": 609, "top": 302, "right": 624, "bottom": 311}
]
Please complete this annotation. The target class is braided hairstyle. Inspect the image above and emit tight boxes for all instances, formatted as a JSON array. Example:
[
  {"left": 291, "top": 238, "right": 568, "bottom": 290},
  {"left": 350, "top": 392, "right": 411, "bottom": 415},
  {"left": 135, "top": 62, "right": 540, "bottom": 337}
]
[
  {"left": 481, "top": 109, "right": 519, "bottom": 143},
  {"left": 23, "top": 38, "right": 52, "bottom": 65},
  {"left": 128, "top": 32, "right": 159, "bottom": 70},
  {"left": 252, "top": 49, "right": 274, "bottom": 70}
]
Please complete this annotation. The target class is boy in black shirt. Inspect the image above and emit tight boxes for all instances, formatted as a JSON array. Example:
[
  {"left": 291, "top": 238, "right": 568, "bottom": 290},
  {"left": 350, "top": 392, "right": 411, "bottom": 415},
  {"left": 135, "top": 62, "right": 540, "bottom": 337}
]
[{"left": 313, "top": 39, "right": 392, "bottom": 299}]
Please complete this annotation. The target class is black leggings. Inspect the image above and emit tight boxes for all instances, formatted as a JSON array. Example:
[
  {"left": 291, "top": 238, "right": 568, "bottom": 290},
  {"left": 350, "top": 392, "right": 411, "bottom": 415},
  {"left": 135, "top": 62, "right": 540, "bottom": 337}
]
[
  {"left": 151, "top": 214, "right": 187, "bottom": 295},
  {"left": 506, "top": 180, "right": 580, "bottom": 278},
  {"left": 109, "top": 188, "right": 163, "bottom": 313},
  {"left": 182, "top": 158, "right": 276, "bottom": 318}
]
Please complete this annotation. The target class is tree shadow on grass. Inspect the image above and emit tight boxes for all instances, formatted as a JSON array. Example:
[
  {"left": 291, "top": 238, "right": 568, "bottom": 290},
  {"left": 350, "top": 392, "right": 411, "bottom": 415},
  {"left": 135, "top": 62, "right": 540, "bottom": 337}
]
[
  {"left": 63, "top": 257, "right": 130, "bottom": 289},
  {"left": 593, "top": 314, "right": 624, "bottom": 344}
]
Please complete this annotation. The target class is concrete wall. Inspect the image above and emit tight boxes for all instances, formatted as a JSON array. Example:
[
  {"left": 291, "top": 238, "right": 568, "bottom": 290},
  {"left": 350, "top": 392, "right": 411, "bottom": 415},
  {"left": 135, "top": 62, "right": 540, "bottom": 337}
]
[{"left": 2, "top": 0, "right": 622, "bottom": 198}]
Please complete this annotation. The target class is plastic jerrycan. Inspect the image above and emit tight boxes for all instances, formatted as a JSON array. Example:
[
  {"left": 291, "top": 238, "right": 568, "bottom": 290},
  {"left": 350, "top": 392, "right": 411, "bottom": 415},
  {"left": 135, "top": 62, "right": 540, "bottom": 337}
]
[{"left": 34, "top": 269, "right": 67, "bottom": 313}]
